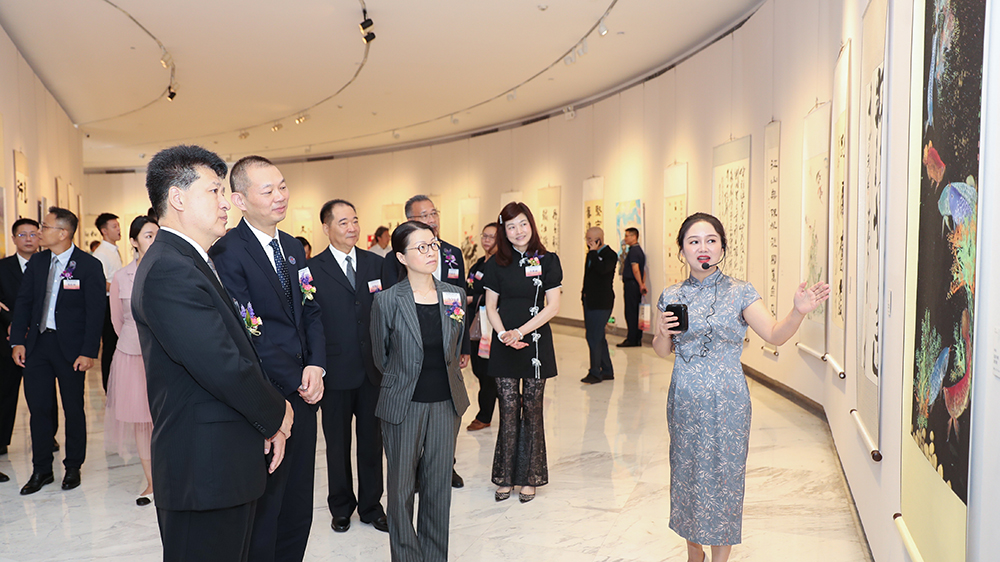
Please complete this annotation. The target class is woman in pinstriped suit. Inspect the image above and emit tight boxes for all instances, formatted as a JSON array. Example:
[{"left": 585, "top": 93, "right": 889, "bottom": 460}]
[{"left": 370, "top": 221, "right": 470, "bottom": 562}]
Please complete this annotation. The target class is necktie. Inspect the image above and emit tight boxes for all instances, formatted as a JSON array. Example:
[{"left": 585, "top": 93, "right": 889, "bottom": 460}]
[
  {"left": 345, "top": 255, "right": 356, "bottom": 291},
  {"left": 269, "top": 239, "right": 295, "bottom": 316},
  {"left": 40, "top": 255, "right": 59, "bottom": 332}
]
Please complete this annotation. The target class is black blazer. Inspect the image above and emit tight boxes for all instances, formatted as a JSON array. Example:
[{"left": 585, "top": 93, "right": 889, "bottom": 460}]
[
  {"left": 10, "top": 247, "right": 105, "bottom": 362},
  {"left": 0, "top": 254, "right": 25, "bottom": 329},
  {"left": 209, "top": 219, "right": 326, "bottom": 397},
  {"left": 381, "top": 239, "right": 471, "bottom": 355},
  {"left": 370, "top": 278, "right": 470, "bottom": 425},
  {"left": 133, "top": 230, "right": 286, "bottom": 512},
  {"left": 582, "top": 245, "right": 618, "bottom": 310},
  {"left": 308, "top": 246, "right": 383, "bottom": 390}
]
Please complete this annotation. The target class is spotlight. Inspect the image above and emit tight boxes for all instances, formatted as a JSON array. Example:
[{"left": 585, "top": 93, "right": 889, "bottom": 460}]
[
  {"left": 577, "top": 38, "right": 588, "bottom": 57},
  {"left": 167, "top": 85, "right": 177, "bottom": 100},
  {"left": 294, "top": 114, "right": 309, "bottom": 124},
  {"left": 160, "top": 49, "right": 173, "bottom": 69},
  {"left": 598, "top": 19, "right": 608, "bottom": 36},
  {"left": 271, "top": 123, "right": 283, "bottom": 132},
  {"left": 450, "top": 115, "right": 459, "bottom": 125},
  {"left": 362, "top": 31, "right": 376, "bottom": 44},
  {"left": 564, "top": 53, "right": 575, "bottom": 65},
  {"left": 239, "top": 131, "right": 250, "bottom": 139},
  {"left": 507, "top": 89, "right": 517, "bottom": 101},
  {"left": 359, "top": 18, "right": 373, "bottom": 33},
  {"left": 392, "top": 130, "right": 400, "bottom": 139},
  {"left": 563, "top": 105, "right": 576, "bottom": 120}
]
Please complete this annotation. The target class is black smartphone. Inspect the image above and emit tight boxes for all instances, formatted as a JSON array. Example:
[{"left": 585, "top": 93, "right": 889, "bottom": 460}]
[{"left": 659, "top": 303, "right": 689, "bottom": 332}]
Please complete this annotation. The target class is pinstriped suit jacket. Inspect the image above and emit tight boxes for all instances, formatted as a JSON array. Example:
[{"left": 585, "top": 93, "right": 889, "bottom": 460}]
[{"left": 371, "top": 277, "right": 471, "bottom": 425}]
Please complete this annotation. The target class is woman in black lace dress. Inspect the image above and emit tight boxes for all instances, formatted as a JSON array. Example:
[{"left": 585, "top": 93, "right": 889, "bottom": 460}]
[{"left": 482, "top": 202, "right": 562, "bottom": 503}]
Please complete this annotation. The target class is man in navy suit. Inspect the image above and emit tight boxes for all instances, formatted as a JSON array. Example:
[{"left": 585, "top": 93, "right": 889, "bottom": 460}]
[
  {"left": 381, "top": 194, "right": 470, "bottom": 488},
  {"left": 210, "top": 156, "right": 325, "bottom": 562},
  {"left": 11, "top": 207, "right": 105, "bottom": 494},
  {"left": 310, "top": 199, "right": 388, "bottom": 533}
]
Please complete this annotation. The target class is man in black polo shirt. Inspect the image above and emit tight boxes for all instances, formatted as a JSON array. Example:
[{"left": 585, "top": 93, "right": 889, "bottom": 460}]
[{"left": 617, "top": 227, "right": 646, "bottom": 348}]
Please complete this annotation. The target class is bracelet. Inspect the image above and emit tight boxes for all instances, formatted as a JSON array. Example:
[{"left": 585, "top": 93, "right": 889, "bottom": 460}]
[
  {"left": 515, "top": 329, "right": 524, "bottom": 340},
  {"left": 498, "top": 330, "right": 506, "bottom": 340}
]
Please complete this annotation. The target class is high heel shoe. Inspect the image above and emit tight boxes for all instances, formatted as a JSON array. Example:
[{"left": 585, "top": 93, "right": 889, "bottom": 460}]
[
  {"left": 136, "top": 494, "right": 152, "bottom": 506},
  {"left": 518, "top": 490, "right": 535, "bottom": 503},
  {"left": 495, "top": 487, "right": 512, "bottom": 502}
]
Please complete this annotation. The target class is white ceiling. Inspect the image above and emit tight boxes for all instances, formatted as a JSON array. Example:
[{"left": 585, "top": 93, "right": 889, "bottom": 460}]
[{"left": 0, "top": 0, "right": 761, "bottom": 170}]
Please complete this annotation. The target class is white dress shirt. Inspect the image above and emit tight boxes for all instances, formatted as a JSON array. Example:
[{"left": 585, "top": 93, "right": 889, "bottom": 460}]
[
  {"left": 243, "top": 218, "right": 285, "bottom": 274},
  {"left": 93, "top": 239, "right": 123, "bottom": 295},
  {"left": 328, "top": 244, "right": 358, "bottom": 278},
  {"left": 44, "top": 245, "right": 77, "bottom": 330},
  {"left": 16, "top": 253, "right": 29, "bottom": 273},
  {"left": 370, "top": 244, "right": 390, "bottom": 258}
]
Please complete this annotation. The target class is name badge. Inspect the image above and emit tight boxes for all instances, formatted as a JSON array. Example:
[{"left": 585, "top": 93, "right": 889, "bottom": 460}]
[
  {"left": 368, "top": 279, "right": 383, "bottom": 293},
  {"left": 474, "top": 271, "right": 484, "bottom": 280},
  {"left": 298, "top": 266, "right": 312, "bottom": 281},
  {"left": 448, "top": 268, "right": 460, "bottom": 279},
  {"left": 62, "top": 279, "right": 81, "bottom": 290},
  {"left": 525, "top": 265, "right": 542, "bottom": 277},
  {"left": 442, "top": 292, "right": 461, "bottom": 307}
]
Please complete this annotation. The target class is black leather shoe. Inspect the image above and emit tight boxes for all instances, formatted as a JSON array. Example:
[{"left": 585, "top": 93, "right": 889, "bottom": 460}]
[
  {"left": 601, "top": 373, "right": 615, "bottom": 380},
  {"left": 52, "top": 439, "right": 60, "bottom": 452},
  {"left": 0, "top": 445, "right": 8, "bottom": 455},
  {"left": 20, "top": 472, "right": 54, "bottom": 495},
  {"left": 363, "top": 515, "right": 389, "bottom": 533},
  {"left": 0, "top": 471, "right": 9, "bottom": 482},
  {"left": 61, "top": 468, "right": 81, "bottom": 490},
  {"left": 451, "top": 468, "right": 464, "bottom": 488},
  {"left": 581, "top": 374, "right": 603, "bottom": 384},
  {"left": 616, "top": 341, "right": 640, "bottom": 348},
  {"left": 331, "top": 516, "right": 351, "bottom": 532}
]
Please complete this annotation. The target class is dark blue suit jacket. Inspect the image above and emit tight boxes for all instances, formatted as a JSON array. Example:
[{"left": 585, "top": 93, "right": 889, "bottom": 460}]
[
  {"left": 11, "top": 247, "right": 105, "bottom": 363},
  {"left": 209, "top": 219, "right": 326, "bottom": 397},
  {"left": 308, "top": 246, "right": 383, "bottom": 390}
]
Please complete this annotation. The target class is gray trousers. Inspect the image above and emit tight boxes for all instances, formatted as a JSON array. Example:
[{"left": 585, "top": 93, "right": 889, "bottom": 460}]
[{"left": 382, "top": 400, "right": 461, "bottom": 562}]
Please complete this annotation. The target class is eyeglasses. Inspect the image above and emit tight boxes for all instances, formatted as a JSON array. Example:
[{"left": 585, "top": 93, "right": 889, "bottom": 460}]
[
  {"left": 40, "top": 224, "right": 66, "bottom": 231},
  {"left": 405, "top": 240, "right": 440, "bottom": 255},
  {"left": 15, "top": 232, "right": 39, "bottom": 239},
  {"left": 481, "top": 233, "right": 496, "bottom": 240},
  {"left": 407, "top": 210, "right": 439, "bottom": 221}
]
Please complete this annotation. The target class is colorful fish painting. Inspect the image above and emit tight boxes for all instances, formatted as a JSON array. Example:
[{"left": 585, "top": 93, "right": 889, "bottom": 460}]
[{"left": 922, "top": 141, "right": 946, "bottom": 187}]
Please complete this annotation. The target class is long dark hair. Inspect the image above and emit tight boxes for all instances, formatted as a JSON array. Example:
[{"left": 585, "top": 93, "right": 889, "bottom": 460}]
[
  {"left": 129, "top": 214, "right": 158, "bottom": 241},
  {"left": 494, "top": 202, "right": 546, "bottom": 267}
]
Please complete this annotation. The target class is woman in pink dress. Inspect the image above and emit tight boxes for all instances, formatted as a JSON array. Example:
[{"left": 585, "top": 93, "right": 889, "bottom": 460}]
[{"left": 104, "top": 215, "right": 158, "bottom": 505}]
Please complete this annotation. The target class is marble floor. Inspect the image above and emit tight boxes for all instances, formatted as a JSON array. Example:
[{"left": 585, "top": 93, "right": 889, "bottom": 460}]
[{"left": 0, "top": 325, "right": 871, "bottom": 561}]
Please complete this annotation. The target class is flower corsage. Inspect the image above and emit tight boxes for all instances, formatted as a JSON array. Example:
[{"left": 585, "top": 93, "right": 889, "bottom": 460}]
[
  {"left": 239, "top": 301, "right": 263, "bottom": 336},
  {"left": 300, "top": 271, "right": 316, "bottom": 304},
  {"left": 446, "top": 300, "right": 465, "bottom": 323},
  {"left": 61, "top": 261, "right": 77, "bottom": 280}
]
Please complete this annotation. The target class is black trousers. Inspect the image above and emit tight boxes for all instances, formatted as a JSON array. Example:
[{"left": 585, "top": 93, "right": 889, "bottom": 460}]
[
  {"left": 0, "top": 352, "right": 59, "bottom": 448},
  {"left": 101, "top": 296, "right": 117, "bottom": 392},
  {"left": 583, "top": 306, "right": 614, "bottom": 377},
  {"left": 469, "top": 351, "right": 496, "bottom": 424},
  {"left": 23, "top": 331, "right": 85, "bottom": 473},
  {"left": 320, "top": 378, "right": 385, "bottom": 522},
  {"left": 623, "top": 279, "right": 642, "bottom": 344},
  {"left": 157, "top": 501, "right": 256, "bottom": 562},
  {"left": 248, "top": 393, "right": 316, "bottom": 562}
]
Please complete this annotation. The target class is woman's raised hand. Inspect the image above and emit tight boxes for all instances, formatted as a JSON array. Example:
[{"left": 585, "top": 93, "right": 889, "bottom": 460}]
[
  {"left": 657, "top": 311, "right": 682, "bottom": 338},
  {"left": 793, "top": 281, "right": 831, "bottom": 315}
]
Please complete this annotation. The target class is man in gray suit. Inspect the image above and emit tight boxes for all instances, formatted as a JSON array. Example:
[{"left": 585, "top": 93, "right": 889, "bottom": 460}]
[{"left": 370, "top": 221, "right": 470, "bottom": 562}]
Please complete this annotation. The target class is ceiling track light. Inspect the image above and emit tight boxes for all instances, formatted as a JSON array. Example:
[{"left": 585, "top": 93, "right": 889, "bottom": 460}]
[
  {"left": 450, "top": 115, "right": 459, "bottom": 125},
  {"left": 598, "top": 19, "right": 608, "bottom": 36},
  {"left": 577, "top": 38, "right": 588, "bottom": 57},
  {"left": 507, "top": 89, "right": 517, "bottom": 101},
  {"left": 166, "top": 83, "right": 177, "bottom": 101},
  {"left": 564, "top": 53, "right": 576, "bottom": 65},
  {"left": 392, "top": 130, "right": 400, "bottom": 139},
  {"left": 271, "top": 122, "right": 283, "bottom": 132},
  {"left": 239, "top": 130, "right": 250, "bottom": 139},
  {"left": 362, "top": 31, "right": 376, "bottom": 44},
  {"left": 563, "top": 105, "right": 576, "bottom": 120},
  {"left": 360, "top": 9, "right": 375, "bottom": 43},
  {"left": 294, "top": 114, "right": 309, "bottom": 124}
]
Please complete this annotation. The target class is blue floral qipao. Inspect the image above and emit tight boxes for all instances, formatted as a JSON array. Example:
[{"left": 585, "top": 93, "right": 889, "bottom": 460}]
[{"left": 657, "top": 270, "right": 760, "bottom": 546}]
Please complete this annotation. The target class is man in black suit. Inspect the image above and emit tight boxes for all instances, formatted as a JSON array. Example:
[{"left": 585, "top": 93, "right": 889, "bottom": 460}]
[
  {"left": 11, "top": 207, "right": 105, "bottom": 494},
  {"left": 617, "top": 227, "right": 647, "bottom": 347},
  {"left": 581, "top": 227, "right": 618, "bottom": 384},
  {"left": 209, "top": 156, "right": 326, "bottom": 562},
  {"left": 310, "top": 199, "right": 389, "bottom": 533},
  {"left": 133, "top": 145, "right": 292, "bottom": 562},
  {"left": 382, "top": 194, "right": 469, "bottom": 488}
]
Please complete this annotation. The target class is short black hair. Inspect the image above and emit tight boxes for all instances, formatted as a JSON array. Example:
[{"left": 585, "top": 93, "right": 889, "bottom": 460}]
[
  {"left": 229, "top": 155, "right": 274, "bottom": 194},
  {"left": 295, "top": 236, "right": 310, "bottom": 249},
  {"left": 48, "top": 206, "right": 79, "bottom": 237},
  {"left": 146, "top": 145, "right": 229, "bottom": 218},
  {"left": 95, "top": 213, "right": 119, "bottom": 231},
  {"left": 11, "top": 218, "right": 39, "bottom": 236},
  {"left": 404, "top": 195, "right": 433, "bottom": 218},
  {"left": 320, "top": 199, "right": 357, "bottom": 225},
  {"left": 374, "top": 226, "right": 389, "bottom": 239},
  {"left": 129, "top": 214, "right": 158, "bottom": 241},
  {"left": 391, "top": 221, "right": 435, "bottom": 255},
  {"left": 625, "top": 227, "right": 639, "bottom": 238}
]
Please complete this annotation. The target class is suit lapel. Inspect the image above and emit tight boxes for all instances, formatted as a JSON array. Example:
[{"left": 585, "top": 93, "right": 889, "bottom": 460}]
[
  {"left": 279, "top": 231, "right": 304, "bottom": 322},
  {"left": 395, "top": 279, "right": 422, "bottom": 347},
  {"left": 237, "top": 220, "right": 294, "bottom": 322},
  {"left": 317, "top": 248, "right": 355, "bottom": 294}
]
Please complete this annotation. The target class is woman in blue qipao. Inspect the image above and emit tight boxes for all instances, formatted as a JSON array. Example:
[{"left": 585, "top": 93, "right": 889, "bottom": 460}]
[{"left": 652, "top": 213, "right": 829, "bottom": 562}]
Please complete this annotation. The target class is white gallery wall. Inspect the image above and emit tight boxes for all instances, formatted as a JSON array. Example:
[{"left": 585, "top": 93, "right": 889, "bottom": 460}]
[
  {"left": 83, "top": 0, "right": 1000, "bottom": 560},
  {"left": 0, "top": 22, "right": 84, "bottom": 246}
]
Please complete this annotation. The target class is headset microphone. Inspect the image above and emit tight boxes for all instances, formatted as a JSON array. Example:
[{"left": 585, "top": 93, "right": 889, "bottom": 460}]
[{"left": 701, "top": 260, "right": 721, "bottom": 270}]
